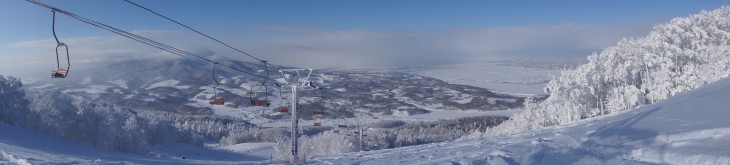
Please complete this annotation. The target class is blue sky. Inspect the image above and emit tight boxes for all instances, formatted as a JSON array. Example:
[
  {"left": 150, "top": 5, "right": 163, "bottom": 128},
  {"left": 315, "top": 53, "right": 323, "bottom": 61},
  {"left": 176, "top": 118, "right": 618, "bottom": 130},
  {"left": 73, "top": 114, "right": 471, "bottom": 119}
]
[{"left": 1, "top": 0, "right": 727, "bottom": 73}]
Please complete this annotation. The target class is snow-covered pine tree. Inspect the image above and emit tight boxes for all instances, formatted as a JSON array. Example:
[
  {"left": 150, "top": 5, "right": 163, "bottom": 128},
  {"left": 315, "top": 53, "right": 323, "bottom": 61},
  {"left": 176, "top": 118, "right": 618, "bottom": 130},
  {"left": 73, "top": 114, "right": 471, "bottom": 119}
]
[{"left": 486, "top": 6, "right": 730, "bottom": 136}]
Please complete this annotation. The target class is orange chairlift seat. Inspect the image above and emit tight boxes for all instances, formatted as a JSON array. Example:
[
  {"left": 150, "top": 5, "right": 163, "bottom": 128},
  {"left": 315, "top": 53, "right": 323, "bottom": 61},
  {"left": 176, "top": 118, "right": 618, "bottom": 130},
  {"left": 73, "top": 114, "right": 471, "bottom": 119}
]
[
  {"left": 251, "top": 99, "right": 271, "bottom": 107},
  {"left": 210, "top": 98, "right": 224, "bottom": 105}
]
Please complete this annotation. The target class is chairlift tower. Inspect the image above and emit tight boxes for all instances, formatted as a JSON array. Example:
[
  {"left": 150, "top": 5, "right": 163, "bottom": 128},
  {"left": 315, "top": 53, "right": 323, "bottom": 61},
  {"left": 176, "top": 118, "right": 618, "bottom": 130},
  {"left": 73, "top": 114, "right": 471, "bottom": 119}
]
[
  {"left": 354, "top": 115, "right": 367, "bottom": 152},
  {"left": 279, "top": 69, "right": 315, "bottom": 163}
]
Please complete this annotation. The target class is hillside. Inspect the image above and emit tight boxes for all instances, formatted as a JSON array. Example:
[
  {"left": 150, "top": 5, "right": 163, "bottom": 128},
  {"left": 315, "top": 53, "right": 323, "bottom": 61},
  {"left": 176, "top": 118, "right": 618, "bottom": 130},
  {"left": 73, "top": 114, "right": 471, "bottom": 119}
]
[
  {"left": 25, "top": 57, "right": 525, "bottom": 121},
  {"left": 311, "top": 74, "right": 730, "bottom": 165},
  {"left": 4, "top": 69, "right": 730, "bottom": 164}
]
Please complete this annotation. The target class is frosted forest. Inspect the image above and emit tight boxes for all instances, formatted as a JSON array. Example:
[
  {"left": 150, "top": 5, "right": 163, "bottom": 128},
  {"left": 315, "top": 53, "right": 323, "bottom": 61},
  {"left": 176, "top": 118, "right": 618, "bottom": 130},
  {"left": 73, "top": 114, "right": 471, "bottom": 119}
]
[{"left": 483, "top": 6, "right": 730, "bottom": 136}]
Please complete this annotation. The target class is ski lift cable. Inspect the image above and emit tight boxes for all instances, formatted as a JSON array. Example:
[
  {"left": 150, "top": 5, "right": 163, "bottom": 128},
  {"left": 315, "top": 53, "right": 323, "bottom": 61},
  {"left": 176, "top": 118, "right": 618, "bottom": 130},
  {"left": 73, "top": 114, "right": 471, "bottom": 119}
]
[
  {"left": 37, "top": 2, "right": 210, "bottom": 68},
  {"left": 26, "top": 0, "right": 280, "bottom": 86},
  {"left": 31, "top": 1, "right": 201, "bottom": 67},
  {"left": 123, "top": 0, "right": 272, "bottom": 65},
  {"left": 123, "top": 0, "right": 288, "bottom": 76}
]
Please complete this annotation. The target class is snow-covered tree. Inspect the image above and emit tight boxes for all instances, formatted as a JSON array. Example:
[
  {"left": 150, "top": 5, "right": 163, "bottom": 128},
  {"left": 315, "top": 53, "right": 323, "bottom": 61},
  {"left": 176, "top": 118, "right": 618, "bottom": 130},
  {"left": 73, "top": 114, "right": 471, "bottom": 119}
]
[
  {"left": 485, "top": 6, "right": 730, "bottom": 136},
  {"left": 0, "top": 75, "right": 29, "bottom": 125}
]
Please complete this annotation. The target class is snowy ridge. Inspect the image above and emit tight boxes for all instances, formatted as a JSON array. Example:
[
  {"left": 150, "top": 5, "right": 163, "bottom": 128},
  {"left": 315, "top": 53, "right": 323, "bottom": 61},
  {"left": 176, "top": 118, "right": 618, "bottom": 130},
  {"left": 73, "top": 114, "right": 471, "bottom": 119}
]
[{"left": 487, "top": 6, "right": 730, "bottom": 136}]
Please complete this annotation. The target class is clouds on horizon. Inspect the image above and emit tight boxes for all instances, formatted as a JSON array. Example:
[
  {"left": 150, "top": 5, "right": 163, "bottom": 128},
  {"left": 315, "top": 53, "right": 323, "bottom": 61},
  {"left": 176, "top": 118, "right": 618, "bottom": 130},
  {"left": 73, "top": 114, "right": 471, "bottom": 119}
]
[
  {"left": 257, "top": 23, "right": 651, "bottom": 68},
  {"left": 2, "top": 23, "right": 653, "bottom": 74}
]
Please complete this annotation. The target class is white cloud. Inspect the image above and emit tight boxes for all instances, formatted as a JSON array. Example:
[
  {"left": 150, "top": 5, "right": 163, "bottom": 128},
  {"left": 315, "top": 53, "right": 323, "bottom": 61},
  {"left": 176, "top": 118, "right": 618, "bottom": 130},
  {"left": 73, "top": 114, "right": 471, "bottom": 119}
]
[
  {"left": 1, "top": 30, "right": 182, "bottom": 77},
  {"left": 1, "top": 23, "right": 652, "bottom": 76},
  {"left": 255, "top": 23, "right": 651, "bottom": 68},
  {"left": 265, "top": 25, "right": 315, "bottom": 33}
]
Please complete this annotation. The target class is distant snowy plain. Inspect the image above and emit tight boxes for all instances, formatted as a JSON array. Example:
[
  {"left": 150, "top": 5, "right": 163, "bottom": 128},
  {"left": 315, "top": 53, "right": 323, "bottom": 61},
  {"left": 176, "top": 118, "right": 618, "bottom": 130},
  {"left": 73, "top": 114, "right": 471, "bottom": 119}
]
[{"left": 404, "top": 60, "right": 578, "bottom": 95}]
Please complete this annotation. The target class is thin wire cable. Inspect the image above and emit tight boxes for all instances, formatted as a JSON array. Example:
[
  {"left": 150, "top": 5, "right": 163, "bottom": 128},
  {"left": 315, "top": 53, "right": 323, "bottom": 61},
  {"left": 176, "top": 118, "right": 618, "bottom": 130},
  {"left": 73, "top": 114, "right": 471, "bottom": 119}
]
[
  {"left": 123, "top": 0, "right": 270, "bottom": 63},
  {"left": 26, "top": 0, "right": 279, "bottom": 86},
  {"left": 122, "top": 0, "right": 287, "bottom": 73},
  {"left": 124, "top": 0, "right": 289, "bottom": 86}
]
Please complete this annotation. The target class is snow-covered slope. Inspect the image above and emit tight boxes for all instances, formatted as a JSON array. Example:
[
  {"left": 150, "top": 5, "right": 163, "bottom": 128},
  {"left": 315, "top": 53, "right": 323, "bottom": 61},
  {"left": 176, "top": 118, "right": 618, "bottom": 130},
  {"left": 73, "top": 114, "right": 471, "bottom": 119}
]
[
  {"left": 310, "top": 76, "right": 730, "bottom": 165},
  {"left": 0, "top": 121, "right": 270, "bottom": 164},
  {"left": 4, "top": 70, "right": 730, "bottom": 165}
]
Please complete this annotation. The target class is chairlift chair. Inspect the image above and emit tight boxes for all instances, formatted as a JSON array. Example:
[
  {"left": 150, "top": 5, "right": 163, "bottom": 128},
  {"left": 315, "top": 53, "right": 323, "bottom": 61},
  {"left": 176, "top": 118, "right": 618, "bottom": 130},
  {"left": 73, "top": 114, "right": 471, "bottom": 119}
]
[
  {"left": 313, "top": 118, "right": 322, "bottom": 126},
  {"left": 249, "top": 83, "right": 271, "bottom": 107},
  {"left": 251, "top": 99, "right": 270, "bottom": 107},
  {"left": 210, "top": 98, "right": 225, "bottom": 105},
  {"left": 50, "top": 11, "right": 70, "bottom": 78},
  {"left": 313, "top": 110, "right": 324, "bottom": 126},
  {"left": 249, "top": 60, "right": 272, "bottom": 107},
  {"left": 209, "top": 62, "right": 225, "bottom": 105},
  {"left": 277, "top": 87, "right": 289, "bottom": 112}
]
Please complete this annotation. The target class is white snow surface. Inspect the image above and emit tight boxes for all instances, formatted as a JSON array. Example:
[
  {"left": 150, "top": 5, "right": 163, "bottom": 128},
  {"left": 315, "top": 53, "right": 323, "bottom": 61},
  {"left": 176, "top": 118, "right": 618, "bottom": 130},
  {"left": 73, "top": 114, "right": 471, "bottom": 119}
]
[
  {"left": 3, "top": 77, "right": 730, "bottom": 164},
  {"left": 0, "top": 122, "right": 270, "bottom": 164},
  {"left": 310, "top": 77, "right": 730, "bottom": 164},
  {"left": 145, "top": 79, "right": 191, "bottom": 90},
  {"left": 61, "top": 85, "right": 113, "bottom": 94},
  {"left": 108, "top": 79, "right": 129, "bottom": 89},
  {"left": 405, "top": 61, "right": 568, "bottom": 95}
]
